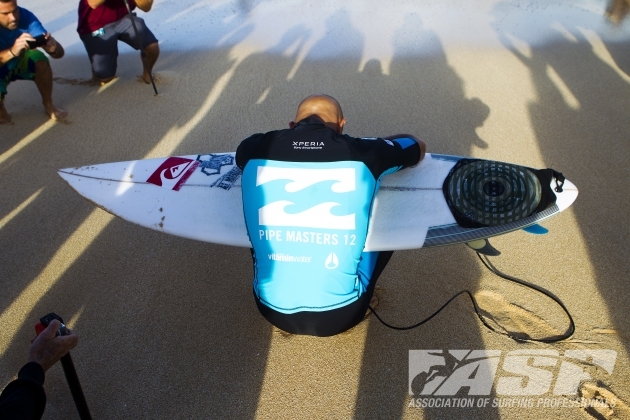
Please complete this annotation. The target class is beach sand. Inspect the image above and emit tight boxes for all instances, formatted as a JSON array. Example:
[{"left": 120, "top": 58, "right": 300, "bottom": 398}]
[{"left": 1, "top": 1, "right": 629, "bottom": 419}]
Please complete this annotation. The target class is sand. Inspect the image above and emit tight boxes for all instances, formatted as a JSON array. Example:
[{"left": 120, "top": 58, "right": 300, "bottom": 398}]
[{"left": 1, "top": 0, "right": 629, "bottom": 419}]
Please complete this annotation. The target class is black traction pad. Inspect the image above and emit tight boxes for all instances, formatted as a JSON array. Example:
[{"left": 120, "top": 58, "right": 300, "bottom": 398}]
[{"left": 443, "top": 159, "right": 542, "bottom": 228}]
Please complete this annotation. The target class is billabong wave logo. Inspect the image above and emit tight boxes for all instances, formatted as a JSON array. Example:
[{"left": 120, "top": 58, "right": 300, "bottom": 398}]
[
  {"left": 146, "top": 157, "right": 199, "bottom": 191},
  {"left": 256, "top": 167, "right": 356, "bottom": 229},
  {"left": 325, "top": 252, "right": 339, "bottom": 269}
]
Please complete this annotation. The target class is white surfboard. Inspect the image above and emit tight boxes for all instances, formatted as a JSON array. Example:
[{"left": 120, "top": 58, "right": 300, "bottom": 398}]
[{"left": 57, "top": 153, "right": 578, "bottom": 252}]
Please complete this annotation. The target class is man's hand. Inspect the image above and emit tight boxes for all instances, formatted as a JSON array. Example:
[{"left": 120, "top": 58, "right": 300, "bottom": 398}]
[
  {"left": 43, "top": 33, "right": 64, "bottom": 59},
  {"left": 28, "top": 319, "right": 78, "bottom": 372},
  {"left": 10, "top": 33, "right": 35, "bottom": 57}
]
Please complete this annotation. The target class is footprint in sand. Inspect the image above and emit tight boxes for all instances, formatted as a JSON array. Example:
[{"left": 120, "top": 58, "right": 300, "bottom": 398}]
[
  {"left": 474, "top": 290, "right": 565, "bottom": 340},
  {"left": 579, "top": 381, "right": 629, "bottom": 420},
  {"left": 137, "top": 73, "right": 164, "bottom": 85},
  {"left": 53, "top": 77, "right": 98, "bottom": 86},
  {"left": 136, "top": 71, "right": 179, "bottom": 86}
]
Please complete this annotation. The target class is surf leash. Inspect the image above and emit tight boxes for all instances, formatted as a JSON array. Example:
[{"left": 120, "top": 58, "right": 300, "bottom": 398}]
[
  {"left": 368, "top": 252, "right": 575, "bottom": 343},
  {"left": 123, "top": 0, "right": 158, "bottom": 95}
]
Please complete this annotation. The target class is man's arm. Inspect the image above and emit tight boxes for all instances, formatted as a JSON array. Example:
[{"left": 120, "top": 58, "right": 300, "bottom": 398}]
[
  {"left": 0, "top": 362, "right": 47, "bottom": 420},
  {"left": 236, "top": 133, "right": 264, "bottom": 170},
  {"left": 0, "top": 33, "right": 34, "bottom": 66},
  {"left": 28, "top": 319, "right": 78, "bottom": 371},
  {"left": 0, "top": 49, "right": 15, "bottom": 66},
  {"left": 43, "top": 33, "right": 64, "bottom": 59},
  {"left": 0, "top": 320, "right": 78, "bottom": 419},
  {"left": 384, "top": 134, "right": 426, "bottom": 163}
]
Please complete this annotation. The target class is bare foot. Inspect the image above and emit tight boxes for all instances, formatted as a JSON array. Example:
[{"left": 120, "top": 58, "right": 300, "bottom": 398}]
[
  {"left": 44, "top": 102, "right": 69, "bottom": 123},
  {"left": 0, "top": 101, "right": 12, "bottom": 124}
]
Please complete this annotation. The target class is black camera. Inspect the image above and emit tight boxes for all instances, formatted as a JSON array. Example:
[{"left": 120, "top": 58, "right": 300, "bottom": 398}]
[
  {"left": 40, "top": 313, "right": 69, "bottom": 336},
  {"left": 26, "top": 34, "right": 47, "bottom": 49}
]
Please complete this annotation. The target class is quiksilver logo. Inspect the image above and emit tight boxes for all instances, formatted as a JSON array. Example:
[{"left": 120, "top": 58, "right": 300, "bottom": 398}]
[{"left": 146, "top": 157, "right": 200, "bottom": 191}]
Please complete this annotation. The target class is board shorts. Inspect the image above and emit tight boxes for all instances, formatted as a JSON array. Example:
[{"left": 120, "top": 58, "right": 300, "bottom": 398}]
[
  {"left": 0, "top": 49, "right": 48, "bottom": 101},
  {"left": 79, "top": 13, "right": 158, "bottom": 80},
  {"left": 253, "top": 251, "right": 394, "bottom": 337}
]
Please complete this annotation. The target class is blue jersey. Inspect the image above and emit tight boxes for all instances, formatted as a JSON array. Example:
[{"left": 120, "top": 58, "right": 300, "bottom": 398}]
[{"left": 236, "top": 118, "right": 420, "bottom": 314}]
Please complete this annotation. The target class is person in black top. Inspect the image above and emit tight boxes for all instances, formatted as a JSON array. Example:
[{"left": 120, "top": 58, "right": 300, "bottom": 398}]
[
  {"left": 236, "top": 94, "right": 426, "bottom": 336},
  {"left": 0, "top": 319, "right": 78, "bottom": 419}
]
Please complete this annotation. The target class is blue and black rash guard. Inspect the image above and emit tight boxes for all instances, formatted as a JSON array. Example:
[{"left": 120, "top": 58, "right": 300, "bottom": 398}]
[{"left": 236, "top": 117, "right": 420, "bottom": 315}]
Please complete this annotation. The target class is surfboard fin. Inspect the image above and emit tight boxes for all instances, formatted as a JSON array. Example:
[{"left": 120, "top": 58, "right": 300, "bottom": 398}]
[
  {"left": 522, "top": 224, "right": 549, "bottom": 235},
  {"left": 466, "top": 239, "right": 501, "bottom": 256}
]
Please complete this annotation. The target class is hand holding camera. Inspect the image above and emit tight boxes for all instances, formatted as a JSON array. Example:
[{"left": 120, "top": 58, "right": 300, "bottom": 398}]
[
  {"left": 31, "top": 313, "right": 78, "bottom": 372},
  {"left": 10, "top": 33, "right": 57, "bottom": 58},
  {"left": 26, "top": 34, "right": 46, "bottom": 49}
]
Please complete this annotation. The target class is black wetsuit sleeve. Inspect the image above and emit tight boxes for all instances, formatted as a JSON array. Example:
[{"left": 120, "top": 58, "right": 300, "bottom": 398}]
[
  {"left": 355, "top": 137, "right": 421, "bottom": 178},
  {"left": 391, "top": 137, "right": 421, "bottom": 169},
  {"left": 236, "top": 133, "right": 265, "bottom": 169},
  {"left": 0, "top": 362, "right": 47, "bottom": 420}
]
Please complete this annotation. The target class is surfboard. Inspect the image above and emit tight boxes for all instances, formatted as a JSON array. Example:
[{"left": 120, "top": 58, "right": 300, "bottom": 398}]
[{"left": 57, "top": 153, "right": 578, "bottom": 252}]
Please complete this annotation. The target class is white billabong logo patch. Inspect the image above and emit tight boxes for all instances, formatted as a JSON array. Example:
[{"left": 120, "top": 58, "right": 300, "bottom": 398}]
[{"left": 256, "top": 167, "right": 356, "bottom": 230}]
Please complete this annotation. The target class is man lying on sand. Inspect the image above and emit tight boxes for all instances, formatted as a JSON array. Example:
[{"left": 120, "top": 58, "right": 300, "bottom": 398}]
[{"left": 0, "top": 0, "right": 67, "bottom": 124}]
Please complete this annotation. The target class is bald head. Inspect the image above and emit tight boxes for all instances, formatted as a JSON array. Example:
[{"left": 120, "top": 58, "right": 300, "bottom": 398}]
[{"left": 290, "top": 94, "right": 346, "bottom": 133}]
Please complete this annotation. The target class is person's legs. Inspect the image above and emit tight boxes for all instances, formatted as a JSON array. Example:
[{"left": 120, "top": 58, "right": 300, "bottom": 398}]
[
  {"left": 117, "top": 14, "right": 159, "bottom": 83},
  {"left": 80, "top": 24, "right": 120, "bottom": 84},
  {"left": 255, "top": 291, "right": 371, "bottom": 337},
  {"left": 33, "top": 59, "right": 67, "bottom": 121},
  {"left": 355, "top": 250, "right": 394, "bottom": 306},
  {"left": 253, "top": 251, "right": 395, "bottom": 337},
  {"left": 141, "top": 42, "right": 159, "bottom": 84},
  {"left": 0, "top": 61, "right": 13, "bottom": 124},
  {"left": 0, "top": 51, "right": 67, "bottom": 123},
  {"left": 0, "top": 100, "right": 10, "bottom": 124}
]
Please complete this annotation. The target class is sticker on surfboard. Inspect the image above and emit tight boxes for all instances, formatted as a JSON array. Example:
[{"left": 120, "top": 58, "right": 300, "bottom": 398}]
[{"left": 146, "top": 157, "right": 199, "bottom": 191}]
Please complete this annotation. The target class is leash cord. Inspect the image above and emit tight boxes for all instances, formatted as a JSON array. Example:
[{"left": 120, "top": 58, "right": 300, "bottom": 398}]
[{"left": 368, "top": 252, "right": 575, "bottom": 343}]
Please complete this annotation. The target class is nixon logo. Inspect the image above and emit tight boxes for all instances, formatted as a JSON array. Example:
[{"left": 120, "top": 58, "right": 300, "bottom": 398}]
[
  {"left": 256, "top": 167, "right": 356, "bottom": 230},
  {"left": 325, "top": 252, "right": 339, "bottom": 269}
]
